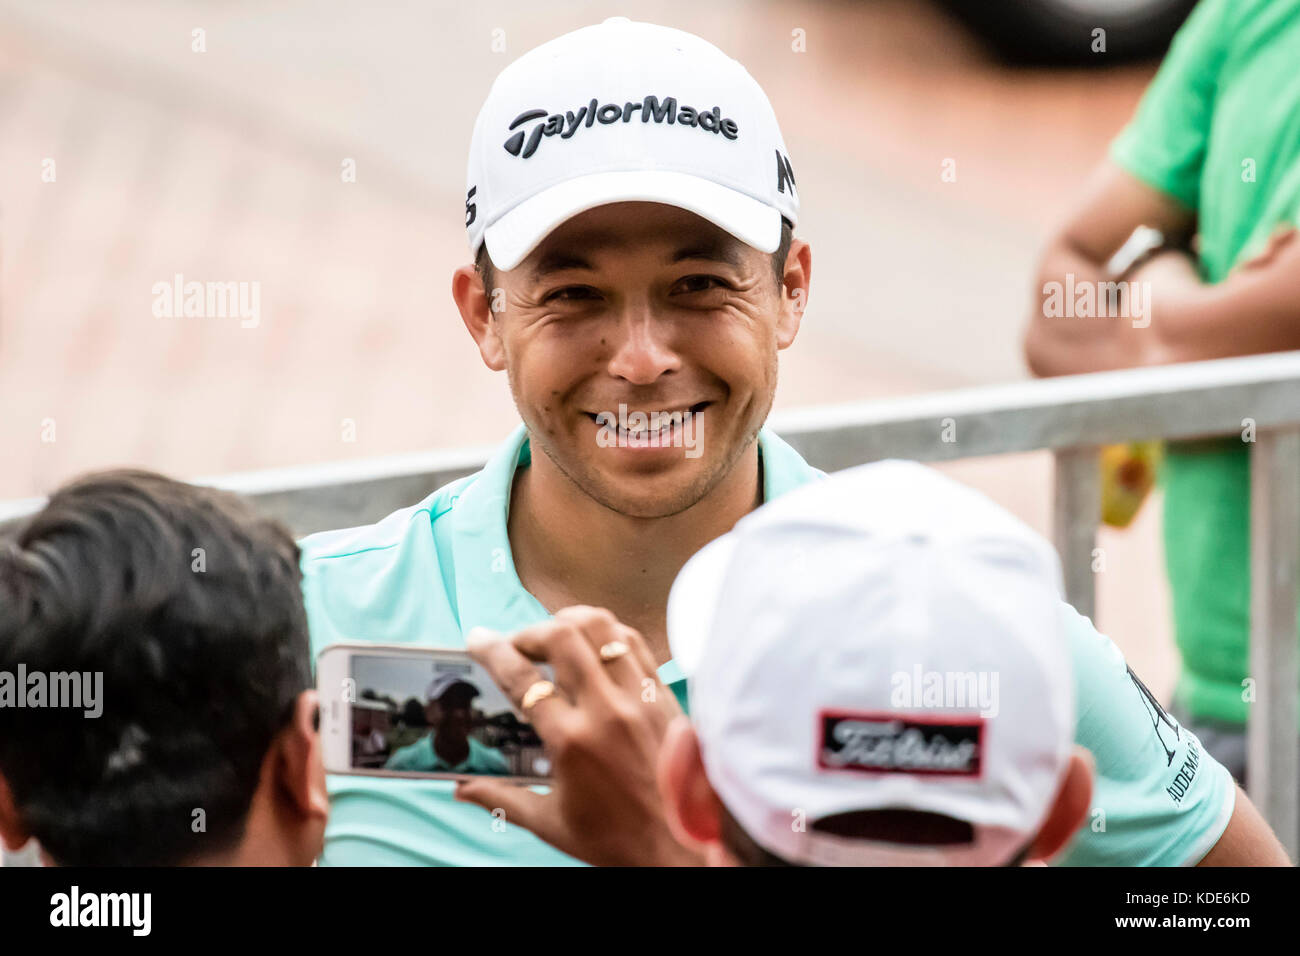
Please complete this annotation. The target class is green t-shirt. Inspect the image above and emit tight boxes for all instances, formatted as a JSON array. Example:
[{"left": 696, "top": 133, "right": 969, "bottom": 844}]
[
  {"left": 1110, "top": 0, "right": 1300, "bottom": 725},
  {"left": 301, "top": 425, "right": 1234, "bottom": 866}
]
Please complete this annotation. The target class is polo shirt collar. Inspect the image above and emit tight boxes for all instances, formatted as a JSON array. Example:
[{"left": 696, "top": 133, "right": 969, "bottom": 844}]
[
  {"left": 450, "top": 423, "right": 821, "bottom": 647},
  {"left": 450, "top": 425, "right": 547, "bottom": 637},
  {"left": 758, "top": 424, "right": 822, "bottom": 500}
]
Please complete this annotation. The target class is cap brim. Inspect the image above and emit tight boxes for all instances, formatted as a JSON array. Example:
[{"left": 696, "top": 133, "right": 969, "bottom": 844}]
[
  {"left": 483, "top": 170, "right": 782, "bottom": 271},
  {"left": 666, "top": 533, "right": 741, "bottom": 680},
  {"left": 427, "top": 676, "right": 479, "bottom": 701}
]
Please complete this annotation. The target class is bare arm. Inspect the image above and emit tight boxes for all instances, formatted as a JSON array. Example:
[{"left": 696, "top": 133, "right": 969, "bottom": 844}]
[
  {"left": 1197, "top": 786, "right": 1292, "bottom": 866},
  {"left": 1027, "top": 159, "right": 1300, "bottom": 375},
  {"left": 1135, "top": 228, "right": 1300, "bottom": 363},
  {"left": 1024, "top": 160, "right": 1194, "bottom": 377}
]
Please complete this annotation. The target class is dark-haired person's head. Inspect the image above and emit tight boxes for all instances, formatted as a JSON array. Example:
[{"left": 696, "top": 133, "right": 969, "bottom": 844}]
[
  {"left": 0, "top": 470, "right": 327, "bottom": 866},
  {"left": 425, "top": 676, "right": 479, "bottom": 747},
  {"left": 401, "top": 697, "right": 427, "bottom": 728},
  {"left": 660, "top": 461, "right": 1093, "bottom": 866}
]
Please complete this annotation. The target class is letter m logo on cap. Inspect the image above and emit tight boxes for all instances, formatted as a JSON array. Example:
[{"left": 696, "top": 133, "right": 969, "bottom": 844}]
[{"left": 776, "top": 149, "right": 796, "bottom": 196}]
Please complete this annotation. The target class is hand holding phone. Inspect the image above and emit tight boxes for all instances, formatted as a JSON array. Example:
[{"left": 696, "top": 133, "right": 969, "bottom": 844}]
[{"left": 454, "top": 606, "right": 702, "bottom": 866}]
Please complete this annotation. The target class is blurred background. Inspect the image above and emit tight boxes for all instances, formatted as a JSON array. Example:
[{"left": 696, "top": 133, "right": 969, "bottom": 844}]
[{"left": 0, "top": 0, "right": 1190, "bottom": 690}]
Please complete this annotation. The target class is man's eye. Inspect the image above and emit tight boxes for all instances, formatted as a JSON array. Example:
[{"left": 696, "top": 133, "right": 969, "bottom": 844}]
[
  {"left": 545, "top": 286, "right": 599, "bottom": 302},
  {"left": 673, "top": 275, "right": 728, "bottom": 294}
]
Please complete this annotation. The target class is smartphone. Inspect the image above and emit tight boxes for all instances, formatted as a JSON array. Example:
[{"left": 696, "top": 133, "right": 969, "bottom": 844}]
[{"left": 317, "top": 643, "right": 553, "bottom": 785}]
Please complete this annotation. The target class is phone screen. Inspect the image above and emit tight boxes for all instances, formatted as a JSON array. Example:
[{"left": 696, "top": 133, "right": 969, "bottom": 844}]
[{"left": 332, "top": 648, "right": 552, "bottom": 782}]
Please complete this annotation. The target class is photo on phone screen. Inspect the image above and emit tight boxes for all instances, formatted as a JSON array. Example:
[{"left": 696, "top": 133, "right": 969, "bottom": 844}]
[{"left": 319, "top": 645, "right": 552, "bottom": 782}]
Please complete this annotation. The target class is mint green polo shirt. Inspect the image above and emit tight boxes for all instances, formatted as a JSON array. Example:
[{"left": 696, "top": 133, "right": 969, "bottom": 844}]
[
  {"left": 1110, "top": 0, "right": 1300, "bottom": 724},
  {"left": 385, "top": 734, "right": 511, "bottom": 775},
  {"left": 301, "top": 425, "right": 1235, "bottom": 866}
]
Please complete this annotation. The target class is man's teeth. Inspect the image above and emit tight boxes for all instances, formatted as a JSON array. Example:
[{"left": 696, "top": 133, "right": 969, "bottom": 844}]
[{"left": 623, "top": 411, "right": 687, "bottom": 434}]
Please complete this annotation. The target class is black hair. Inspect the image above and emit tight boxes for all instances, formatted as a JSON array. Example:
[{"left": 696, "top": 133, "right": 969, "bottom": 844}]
[
  {"left": 772, "top": 216, "right": 795, "bottom": 284},
  {"left": 0, "top": 470, "right": 311, "bottom": 866},
  {"left": 473, "top": 217, "right": 796, "bottom": 295},
  {"left": 718, "top": 802, "right": 1032, "bottom": 868}
]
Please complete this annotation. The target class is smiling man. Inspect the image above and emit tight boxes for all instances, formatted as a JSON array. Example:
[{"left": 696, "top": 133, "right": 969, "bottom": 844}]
[
  {"left": 299, "top": 17, "right": 1288, "bottom": 866},
  {"left": 456, "top": 201, "right": 799, "bottom": 669}
]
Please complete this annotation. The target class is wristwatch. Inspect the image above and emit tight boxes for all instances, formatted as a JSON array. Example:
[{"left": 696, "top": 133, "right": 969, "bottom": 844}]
[{"left": 1105, "top": 225, "right": 1167, "bottom": 279}]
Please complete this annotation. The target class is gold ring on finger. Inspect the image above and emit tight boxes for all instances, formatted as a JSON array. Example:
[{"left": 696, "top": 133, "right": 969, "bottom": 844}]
[
  {"left": 521, "top": 680, "right": 556, "bottom": 712},
  {"left": 599, "top": 640, "right": 630, "bottom": 662}
]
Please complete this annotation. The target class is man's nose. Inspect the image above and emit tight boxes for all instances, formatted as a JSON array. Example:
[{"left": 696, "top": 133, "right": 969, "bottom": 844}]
[{"left": 605, "top": 304, "right": 681, "bottom": 385}]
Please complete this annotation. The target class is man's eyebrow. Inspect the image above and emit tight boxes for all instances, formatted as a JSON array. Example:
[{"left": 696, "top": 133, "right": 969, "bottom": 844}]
[
  {"left": 670, "top": 241, "right": 745, "bottom": 269},
  {"left": 527, "top": 236, "right": 745, "bottom": 280},
  {"left": 528, "top": 252, "right": 597, "bottom": 281}
]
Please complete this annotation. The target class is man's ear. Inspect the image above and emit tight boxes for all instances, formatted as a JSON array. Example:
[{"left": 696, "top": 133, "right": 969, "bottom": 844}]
[
  {"left": 775, "top": 238, "right": 811, "bottom": 350},
  {"left": 1027, "top": 745, "right": 1095, "bottom": 863},
  {"left": 452, "top": 263, "right": 507, "bottom": 371},
  {"left": 0, "top": 773, "right": 32, "bottom": 853},
  {"left": 272, "top": 690, "right": 330, "bottom": 824},
  {"left": 657, "top": 716, "right": 724, "bottom": 850}
]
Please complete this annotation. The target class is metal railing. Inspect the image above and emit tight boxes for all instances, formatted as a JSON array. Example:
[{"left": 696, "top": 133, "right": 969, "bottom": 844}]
[{"left": 2, "top": 350, "right": 1298, "bottom": 861}]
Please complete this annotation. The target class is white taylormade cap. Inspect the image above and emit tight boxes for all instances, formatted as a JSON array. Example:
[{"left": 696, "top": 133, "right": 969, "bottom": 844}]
[
  {"left": 425, "top": 673, "right": 478, "bottom": 702},
  {"left": 465, "top": 17, "right": 799, "bottom": 271},
  {"left": 667, "top": 461, "right": 1075, "bottom": 866}
]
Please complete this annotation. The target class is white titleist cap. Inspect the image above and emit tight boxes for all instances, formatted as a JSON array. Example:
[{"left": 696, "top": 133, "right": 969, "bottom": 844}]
[
  {"left": 465, "top": 17, "right": 799, "bottom": 271},
  {"left": 667, "top": 461, "right": 1075, "bottom": 866}
]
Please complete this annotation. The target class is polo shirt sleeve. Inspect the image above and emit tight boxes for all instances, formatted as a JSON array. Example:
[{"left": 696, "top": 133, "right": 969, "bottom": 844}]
[
  {"left": 1109, "top": 0, "right": 1234, "bottom": 209},
  {"left": 1055, "top": 604, "right": 1236, "bottom": 866}
]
